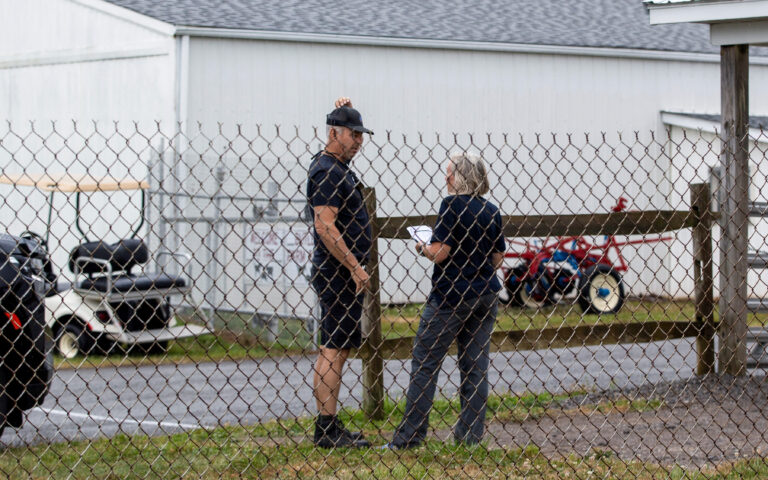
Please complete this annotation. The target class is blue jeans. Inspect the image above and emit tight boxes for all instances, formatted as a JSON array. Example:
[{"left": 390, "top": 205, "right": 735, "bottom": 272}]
[{"left": 392, "top": 293, "right": 497, "bottom": 447}]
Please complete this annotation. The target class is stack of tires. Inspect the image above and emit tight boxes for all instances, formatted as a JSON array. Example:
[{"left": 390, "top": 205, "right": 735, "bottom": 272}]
[{"left": 0, "top": 234, "right": 52, "bottom": 438}]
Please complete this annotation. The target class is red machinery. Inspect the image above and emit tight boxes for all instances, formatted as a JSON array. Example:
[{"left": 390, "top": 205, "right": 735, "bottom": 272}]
[{"left": 501, "top": 197, "right": 672, "bottom": 314}]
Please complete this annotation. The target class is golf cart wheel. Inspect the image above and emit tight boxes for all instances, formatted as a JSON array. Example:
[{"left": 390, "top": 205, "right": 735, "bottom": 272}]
[
  {"left": 55, "top": 322, "right": 95, "bottom": 359},
  {"left": 578, "top": 265, "right": 625, "bottom": 314}
]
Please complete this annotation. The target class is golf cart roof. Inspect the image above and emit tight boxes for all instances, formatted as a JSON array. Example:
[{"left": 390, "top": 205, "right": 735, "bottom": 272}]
[{"left": 0, "top": 173, "right": 149, "bottom": 192}]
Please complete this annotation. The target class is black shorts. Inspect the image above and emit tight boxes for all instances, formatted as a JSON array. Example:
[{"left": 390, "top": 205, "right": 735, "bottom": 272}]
[{"left": 312, "top": 267, "right": 364, "bottom": 350}]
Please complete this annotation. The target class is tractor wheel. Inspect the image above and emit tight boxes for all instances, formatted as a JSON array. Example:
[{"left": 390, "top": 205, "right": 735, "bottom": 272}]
[
  {"left": 503, "top": 266, "right": 528, "bottom": 306},
  {"left": 515, "top": 280, "right": 551, "bottom": 309},
  {"left": 578, "top": 265, "right": 625, "bottom": 314}
]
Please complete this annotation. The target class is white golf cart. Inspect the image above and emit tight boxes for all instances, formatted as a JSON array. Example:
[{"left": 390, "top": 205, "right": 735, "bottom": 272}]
[{"left": 0, "top": 173, "right": 210, "bottom": 358}]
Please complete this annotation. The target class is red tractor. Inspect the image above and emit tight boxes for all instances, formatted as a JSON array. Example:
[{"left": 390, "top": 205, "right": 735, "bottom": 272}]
[{"left": 501, "top": 198, "right": 671, "bottom": 314}]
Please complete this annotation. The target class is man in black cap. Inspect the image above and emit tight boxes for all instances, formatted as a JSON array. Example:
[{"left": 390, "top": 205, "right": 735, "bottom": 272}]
[{"left": 307, "top": 97, "right": 374, "bottom": 448}]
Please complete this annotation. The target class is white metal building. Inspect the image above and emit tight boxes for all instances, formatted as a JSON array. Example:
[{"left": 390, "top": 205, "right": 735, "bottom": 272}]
[{"left": 3, "top": 0, "right": 768, "bottom": 307}]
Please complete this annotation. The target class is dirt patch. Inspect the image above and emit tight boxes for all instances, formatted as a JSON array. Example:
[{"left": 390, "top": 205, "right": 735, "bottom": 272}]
[{"left": 441, "top": 374, "right": 768, "bottom": 468}]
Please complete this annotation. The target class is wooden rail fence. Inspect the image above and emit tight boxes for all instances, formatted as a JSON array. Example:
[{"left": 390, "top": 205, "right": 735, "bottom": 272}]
[{"left": 356, "top": 183, "right": 716, "bottom": 419}]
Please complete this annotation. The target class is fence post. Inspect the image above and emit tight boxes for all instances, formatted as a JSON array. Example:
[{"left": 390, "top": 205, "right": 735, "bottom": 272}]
[
  {"left": 719, "top": 44, "right": 749, "bottom": 375},
  {"left": 361, "top": 187, "right": 384, "bottom": 420},
  {"left": 691, "top": 183, "right": 716, "bottom": 374}
]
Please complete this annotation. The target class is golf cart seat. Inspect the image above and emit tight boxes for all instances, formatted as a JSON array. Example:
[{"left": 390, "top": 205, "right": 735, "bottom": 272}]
[
  {"left": 77, "top": 273, "right": 187, "bottom": 293},
  {"left": 69, "top": 239, "right": 190, "bottom": 301}
]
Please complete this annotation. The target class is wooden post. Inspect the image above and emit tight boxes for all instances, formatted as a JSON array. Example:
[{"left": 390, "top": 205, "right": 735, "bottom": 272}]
[
  {"left": 691, "top": 183, "right": 716, "bottom": 375},
  {"left": 718, "top": 44, "right": 749, "bottom": 376},
  {"left": 361, "top": 187, "right": 384, "bottom": 419}
]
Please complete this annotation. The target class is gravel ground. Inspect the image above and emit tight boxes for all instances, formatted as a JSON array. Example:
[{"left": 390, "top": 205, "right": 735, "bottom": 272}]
[{"left": 470, "top": 373, "right": 768, "bottom": 468}]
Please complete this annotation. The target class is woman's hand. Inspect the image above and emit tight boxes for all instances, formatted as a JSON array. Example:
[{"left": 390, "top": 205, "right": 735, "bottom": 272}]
[{"left": 415, "top": 241, "right": 451, "bottom": 263}]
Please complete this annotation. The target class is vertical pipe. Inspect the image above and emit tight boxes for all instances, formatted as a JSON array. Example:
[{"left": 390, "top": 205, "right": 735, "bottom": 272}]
[
  {"left": 156, "top": 140, "right": 168, "bottom": 270},
  {"left": 145, "top": 153, "right": 154, "bottom": 245},
  {"left": 172, "top": 35, "right": 190, "bottom": 282},
  {"left": 205, "top": 164, "right": 226, "bottom": 330}
]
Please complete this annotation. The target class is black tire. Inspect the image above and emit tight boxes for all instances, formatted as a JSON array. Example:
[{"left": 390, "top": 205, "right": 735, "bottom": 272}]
[
  {"left": 578, "top": 265, "right": 625, "bottom": 314},
  {"left": 515, "top": 280, "right": 552, "bottom": 309},
  {"left": 0, "top": 392, "right": 7, "bottom": 439},
  {"left": 503, "top": 266, "right": 529, "bottom": 306},
  {"left": 55, "top": 321, "right": 96, "bottom": 359}
]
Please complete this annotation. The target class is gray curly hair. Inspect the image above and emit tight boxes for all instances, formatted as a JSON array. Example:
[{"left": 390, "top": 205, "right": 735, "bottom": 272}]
[{"left": 449, "top": 152, "right": 490, "bottom": 196}]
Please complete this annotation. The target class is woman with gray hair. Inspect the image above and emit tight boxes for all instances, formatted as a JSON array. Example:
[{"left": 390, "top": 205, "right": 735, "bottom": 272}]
[{"left": 383, "top": 152, "right": 506, "bottom": 449}]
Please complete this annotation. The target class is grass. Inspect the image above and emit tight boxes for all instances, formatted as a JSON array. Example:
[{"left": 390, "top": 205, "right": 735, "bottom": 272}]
[
  {"left": 245, "top": 390, "right": 586, "bottom": 441},
  {"left": 380, "top": 298, "right": 708, "bottom": 339},
  {"left": 7, "top": 436, "right": 768, "bottom": 479},
  {"left": 54, "top": 311, "right": 315, "bottom": 370},
  {"left": 1, "top": 390, "right": 763, "bottom": 479}
]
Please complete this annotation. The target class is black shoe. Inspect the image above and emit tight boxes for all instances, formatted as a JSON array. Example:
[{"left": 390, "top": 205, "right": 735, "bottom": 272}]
[
  {"left": 334, "top": 417, "right": 369, "bottom": 444},
  {"left": 314, "top": 416, "right": 370, "bottom": 448}
]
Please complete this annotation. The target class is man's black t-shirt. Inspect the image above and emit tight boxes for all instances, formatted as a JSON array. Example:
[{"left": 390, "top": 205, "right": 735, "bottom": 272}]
[
  {"left": 307, "top": 152, "right": 372, "bottom": 273},
  {"left": 429, "top": 195, "right": 506, "bottom": 307}
]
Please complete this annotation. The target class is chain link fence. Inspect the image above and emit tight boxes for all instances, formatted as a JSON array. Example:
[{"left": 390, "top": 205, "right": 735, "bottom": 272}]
[{"left": 0, "top": 120, "right": 766, "bottom": 477}]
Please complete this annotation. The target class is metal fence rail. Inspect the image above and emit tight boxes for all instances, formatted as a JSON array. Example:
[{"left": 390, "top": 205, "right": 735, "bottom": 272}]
[{"left": 0, "top": 121, "right": 766, "bottom": 478}]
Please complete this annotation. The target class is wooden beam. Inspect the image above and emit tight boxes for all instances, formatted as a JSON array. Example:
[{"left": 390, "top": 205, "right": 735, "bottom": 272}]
[
  {"left": 500, "top": 210, "right": 694, "bottom": 238},
  {"left": 719, "top": 44, "right": 750, "bottom": 376},
  {"left": 377, "top": 215, "right": 438, "bottom": 239},
  {"left": 360, "top": 321, "right": 700, "bottom": 360},
  {"left": 377, "top": 210, "right": 694, "bottom": 240}
]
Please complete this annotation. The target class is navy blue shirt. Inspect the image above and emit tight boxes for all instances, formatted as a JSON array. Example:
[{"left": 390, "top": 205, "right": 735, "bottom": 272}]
[
  {"left": 307, "top": 152, "right": 372, "bottom": 272},
  {"left": 429, "top": 195, "right": 506, "bottom": 307}
]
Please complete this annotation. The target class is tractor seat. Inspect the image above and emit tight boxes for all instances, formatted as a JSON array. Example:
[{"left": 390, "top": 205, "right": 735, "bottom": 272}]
[{"left": 77, "top": 273, "right": 187, "bottom": 293}]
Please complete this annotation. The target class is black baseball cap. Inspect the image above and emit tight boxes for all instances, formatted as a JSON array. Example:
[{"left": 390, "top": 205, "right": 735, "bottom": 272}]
[{"left": 326, "top": 106, "right": 374, "bottom": 135}]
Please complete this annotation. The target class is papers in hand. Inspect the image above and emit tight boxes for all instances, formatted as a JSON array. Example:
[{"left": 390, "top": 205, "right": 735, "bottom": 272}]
[{"left": 407, "top": 225, "right": 433, "bottom": 244}]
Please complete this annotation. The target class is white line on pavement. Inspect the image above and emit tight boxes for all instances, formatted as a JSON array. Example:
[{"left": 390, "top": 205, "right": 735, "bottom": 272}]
[{"left": 33, "top": 407, "right": 204, "bottom": 431}]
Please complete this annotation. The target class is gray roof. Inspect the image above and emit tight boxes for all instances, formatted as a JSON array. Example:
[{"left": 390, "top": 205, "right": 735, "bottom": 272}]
[
  {"left": 644, "top": 0, "right": 699, "bottom": 4},
  {"left": 101, "top": 0, "right": 767, "bottom": 55},
  {"left": 670, "top": 112, "right": 768, "bottom": 129}
]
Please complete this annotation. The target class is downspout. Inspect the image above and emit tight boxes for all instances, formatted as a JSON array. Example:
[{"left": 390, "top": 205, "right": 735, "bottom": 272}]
[{"left": 171, "top": 34, "right": 190, "bottom": 273}]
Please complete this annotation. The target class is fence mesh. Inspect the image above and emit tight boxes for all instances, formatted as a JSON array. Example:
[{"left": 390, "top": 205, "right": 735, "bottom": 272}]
[{"left": 0, "top": 120, "right": 766, "bottom": 478}]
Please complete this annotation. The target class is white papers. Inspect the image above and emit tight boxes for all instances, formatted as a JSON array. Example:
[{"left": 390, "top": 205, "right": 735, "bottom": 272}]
[{"left": 407, "top": 225, "right": 433, "bottom": 243}]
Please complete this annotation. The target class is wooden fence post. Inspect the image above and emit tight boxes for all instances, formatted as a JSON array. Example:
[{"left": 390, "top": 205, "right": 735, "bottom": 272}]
[
  {"left": 691, "top": 183, "right": 716, "bottom": 374},
  {"left": 361, "top": 187, "right": 384, "bottom": 420},
  {"left": 719, "top": 44, "right": 749, "bottom": 375}
]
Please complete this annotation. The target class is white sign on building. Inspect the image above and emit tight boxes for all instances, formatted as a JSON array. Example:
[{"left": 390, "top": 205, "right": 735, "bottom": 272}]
[{"left": 244, "top": 224, "right": 314, "bottom": 288}]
